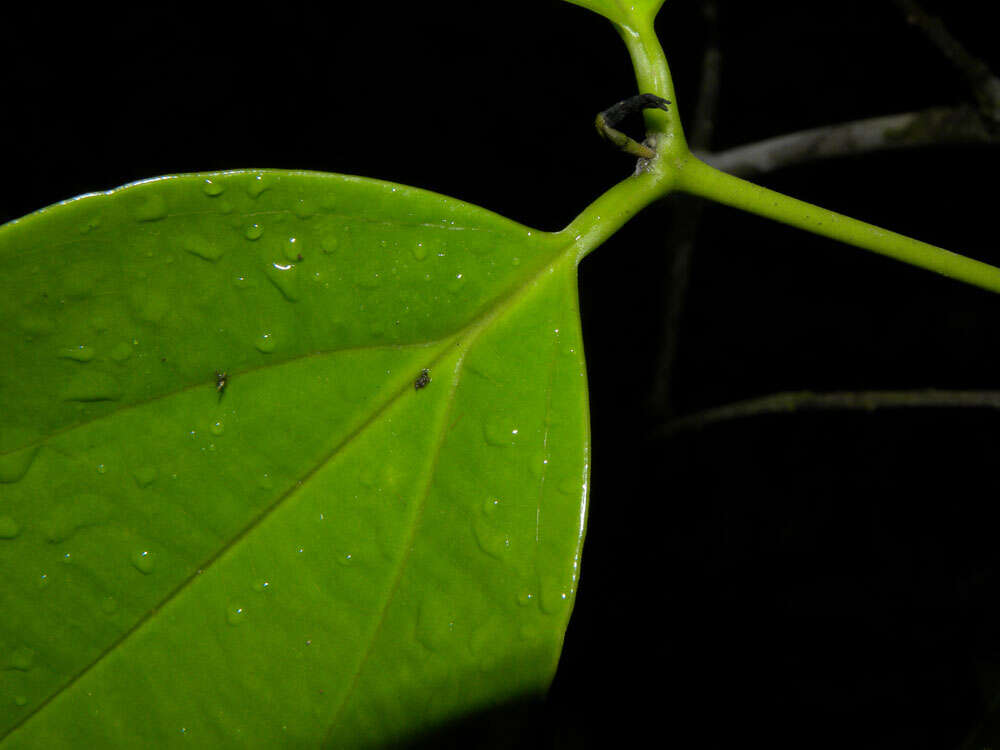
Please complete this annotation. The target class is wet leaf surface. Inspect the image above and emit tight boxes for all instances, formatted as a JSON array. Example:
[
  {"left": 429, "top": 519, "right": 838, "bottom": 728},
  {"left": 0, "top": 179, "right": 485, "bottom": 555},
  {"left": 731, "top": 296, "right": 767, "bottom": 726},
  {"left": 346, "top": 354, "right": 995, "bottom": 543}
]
[{"left": 0, "top": 171, "right": 589, "bottom": 747}]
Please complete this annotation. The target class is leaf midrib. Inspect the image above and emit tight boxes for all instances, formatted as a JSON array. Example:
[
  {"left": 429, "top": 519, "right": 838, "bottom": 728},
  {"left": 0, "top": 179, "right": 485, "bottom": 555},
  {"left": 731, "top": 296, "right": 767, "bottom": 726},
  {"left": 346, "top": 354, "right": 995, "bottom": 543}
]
[
  {"left": 0, "top": 339, "right": 444, "bottom": 459},
  {"left": 3, "top": 235, "right": 565, "bottom": 459}
]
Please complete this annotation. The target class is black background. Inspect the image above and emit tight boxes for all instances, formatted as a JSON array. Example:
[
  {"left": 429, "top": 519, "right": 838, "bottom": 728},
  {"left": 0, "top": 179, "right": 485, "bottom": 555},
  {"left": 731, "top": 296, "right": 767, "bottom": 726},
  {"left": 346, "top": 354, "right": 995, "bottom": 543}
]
[{"left": 4, "top": 1, "right": 1000, "bottom": 747}]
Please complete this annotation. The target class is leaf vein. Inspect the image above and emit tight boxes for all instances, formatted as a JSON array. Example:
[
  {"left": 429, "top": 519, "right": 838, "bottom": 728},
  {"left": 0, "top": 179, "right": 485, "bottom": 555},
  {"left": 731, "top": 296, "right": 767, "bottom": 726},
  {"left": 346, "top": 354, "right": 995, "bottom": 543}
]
[
  {"left": 0, "top": 340, "right": 461, "bottom": 742},
  {"left": 320, "top": 341, "right": 468, "bottom": 745}
]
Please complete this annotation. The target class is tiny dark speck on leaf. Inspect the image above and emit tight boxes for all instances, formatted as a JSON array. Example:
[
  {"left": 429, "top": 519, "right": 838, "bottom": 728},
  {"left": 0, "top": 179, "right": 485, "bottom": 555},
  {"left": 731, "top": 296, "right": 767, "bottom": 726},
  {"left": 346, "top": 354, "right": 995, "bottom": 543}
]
[
  {"left": 215, "top": 370, "right": 228, "bottom": 399},
  {"left": 414, "top": 369, "right": 431, "bottom": 390}
]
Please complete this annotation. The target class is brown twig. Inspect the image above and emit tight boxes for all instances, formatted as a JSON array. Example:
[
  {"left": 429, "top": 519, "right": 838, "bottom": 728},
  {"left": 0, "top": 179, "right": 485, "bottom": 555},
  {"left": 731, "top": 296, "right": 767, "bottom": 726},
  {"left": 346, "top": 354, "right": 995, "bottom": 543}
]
[
  {"left": 891, "top": 0, "right": 1000, "bottom": 125},
  {"left": 697, "top": 2, "right": 1000, "bottom": 179},
  {"left": 698, "top": 105, "right": 1000, "bottom": 178},
  {"left": 655, "top": 389, "right": 1000, "bottom": 439}
]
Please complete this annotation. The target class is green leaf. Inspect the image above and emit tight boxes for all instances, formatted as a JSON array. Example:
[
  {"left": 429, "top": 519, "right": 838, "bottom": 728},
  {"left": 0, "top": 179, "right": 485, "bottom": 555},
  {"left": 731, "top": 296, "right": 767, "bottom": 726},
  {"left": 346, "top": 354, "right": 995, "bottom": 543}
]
[
  {"left": 0, "top": 171, "right": 589, "bottom": 747},
  {"left": 561, "top": 0, "right": 666, "bottom": 27}
]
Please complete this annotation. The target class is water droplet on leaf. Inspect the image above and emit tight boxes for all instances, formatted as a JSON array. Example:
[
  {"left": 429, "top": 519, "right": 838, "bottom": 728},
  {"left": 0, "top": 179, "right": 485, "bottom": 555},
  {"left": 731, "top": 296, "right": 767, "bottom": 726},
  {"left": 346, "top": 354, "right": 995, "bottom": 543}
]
[
  {"left": 293, "top": 199, "right": 315, "bottom": 219},
  {"left": 18, "top": 312, "right": 55, "bottom": 336},
  {"left": 61, "top": 372, "right": 123, "bottom": 402},
  {"left": 282, "top": 237, "right": 300, "bottom": 262},
  {"left": 539, "top": 581, "right": 570, "bottom": 615},
  {"left": 358, "top": 464, "right": 379, "bottom": 487},
  {"left": 133, "top": 466, "right": 157, "bottom": 487},
  {"left": 0, "top": 445, "right": 40, "bottom": 483},
  {"left": 134, "top": 195, "right": 167, "bottom": 222},
  {"left": 131, "top": 549, "right": 156, "bottom": 574},
  {"left": 247, "top": 174, "right": 270, "bottom": 198},
  {"left": 202, "top": 178, "right": 225, "bottom": 197},
  {"left": 255, "top": 331, "right": 276, "bottom": 353},
  {"left": 233, "top": 274, "right": 256, "bottom": 289},
  {"left": 416, "top": 598, "right": 455, "bottom": 652},
  {"left": 10, "top": 647, "right": 34, "bottom": 671},
  {"left": 472, "top": 518, "right": 511, "bottom": 560},
  {"left": 41, "top": 503, "right": 82, "bottom": 543},
  {"left": 0, "top": 516, "right": 21, "bottom": 539},
  {"left": 227, "top": 604, "right": 247, "bottom": 625},
  {"left": 558, "top": 476, "right": 582, "bottom": 495},
  {"left": 183, "top": 236, "right": 224, "bottom": 262},
  {"left": 79, "top": 216, "right": 100, "bottom": 235},
  {"left": 483, "top": 419, "right": 519, "bottom": 447},
  {"left": 58, "top": 345, "right": 95, "bottom": 362},
  {"left": 109, "top": 341, "right": 132, "bottom": 362},
  {"left": 265, "top": 261, "right": 300, "bottom": 301}
]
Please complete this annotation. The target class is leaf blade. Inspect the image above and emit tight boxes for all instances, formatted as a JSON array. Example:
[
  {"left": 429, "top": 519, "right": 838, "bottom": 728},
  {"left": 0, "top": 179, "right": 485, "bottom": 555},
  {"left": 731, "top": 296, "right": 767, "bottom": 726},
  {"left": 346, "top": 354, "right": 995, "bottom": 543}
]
[
  {"left": 561, "top": 0, "right": 665, "bottom": 27},
  {"left": 0, "top": 171, "right": 589, "bottom": 746}
]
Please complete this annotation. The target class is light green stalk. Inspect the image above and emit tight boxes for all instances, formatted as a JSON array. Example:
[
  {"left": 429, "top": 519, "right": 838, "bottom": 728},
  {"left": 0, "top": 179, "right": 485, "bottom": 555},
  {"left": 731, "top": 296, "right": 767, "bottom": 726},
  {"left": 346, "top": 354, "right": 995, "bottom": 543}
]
[{"left": 563, "top": 0, "right": 1000, "bottom": 295}]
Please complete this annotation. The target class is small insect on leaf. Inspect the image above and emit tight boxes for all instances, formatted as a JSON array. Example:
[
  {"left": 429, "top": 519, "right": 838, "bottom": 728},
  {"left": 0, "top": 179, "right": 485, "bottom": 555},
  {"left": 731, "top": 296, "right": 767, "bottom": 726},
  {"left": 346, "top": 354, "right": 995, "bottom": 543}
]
[
  {"left": 414, "top": 369, "right": 431, "bottom": 390},
  {"left": 215, "top": 370, "right": 228, "bottom": 400}
]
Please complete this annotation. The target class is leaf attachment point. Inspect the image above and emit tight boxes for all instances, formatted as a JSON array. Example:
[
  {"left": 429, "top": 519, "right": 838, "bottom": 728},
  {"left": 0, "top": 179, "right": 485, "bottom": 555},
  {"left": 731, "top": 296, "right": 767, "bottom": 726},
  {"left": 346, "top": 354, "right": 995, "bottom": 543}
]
[{"left": 595, "top": 93, "right": 671, "bottom": 159}]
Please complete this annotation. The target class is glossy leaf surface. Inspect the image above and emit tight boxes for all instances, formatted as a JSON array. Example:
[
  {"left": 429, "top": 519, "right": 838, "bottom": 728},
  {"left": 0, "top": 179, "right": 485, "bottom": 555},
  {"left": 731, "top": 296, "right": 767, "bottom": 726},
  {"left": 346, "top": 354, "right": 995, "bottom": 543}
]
[
  {"left": 0, "top": 171, "right": 589, "bottom": 747},
  {"left": 561, "top": 0, "right": 665, "bottom": 26}
]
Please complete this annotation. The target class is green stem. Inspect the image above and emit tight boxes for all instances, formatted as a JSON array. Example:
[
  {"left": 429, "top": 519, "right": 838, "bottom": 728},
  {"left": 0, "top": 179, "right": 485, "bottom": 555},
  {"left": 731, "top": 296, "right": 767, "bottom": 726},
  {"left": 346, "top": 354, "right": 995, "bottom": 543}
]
[
  {"left": 615, "top": 15, "right": 687, "bottom": 151},
  {"left": 676, "top": 157, "right": 1000, "bottom": 294},
  {"left": 561, "top": 166, "right": 675, "bottom": 263},
  {"left": 562, "top": 6, "right": 684, "bottom": 261},
  {"left": 577, "top": 1, "right": 1000, "bottom": 297}
]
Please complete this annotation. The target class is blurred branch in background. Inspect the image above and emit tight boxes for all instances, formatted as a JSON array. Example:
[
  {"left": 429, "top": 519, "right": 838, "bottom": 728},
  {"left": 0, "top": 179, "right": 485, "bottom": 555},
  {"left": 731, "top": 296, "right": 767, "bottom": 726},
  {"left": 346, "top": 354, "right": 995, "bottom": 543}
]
[
  {"left": 651, "top": 0, "right": 1000, "bottom": 426},
  {"left": 891, "top": 0, "right": 1000, "bottom": 124},
  {"left": 648, "top": 0, "right": 721, "bottom": 418},
  {"left": 699, "top": 105, "right": 1000, "bottom": 179},
  {"left": 655, "top": 389, "right": 1000, "bottom": 439},
  {"left": 698, "top": 0, "right": 1000, "bottom": 178}
]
